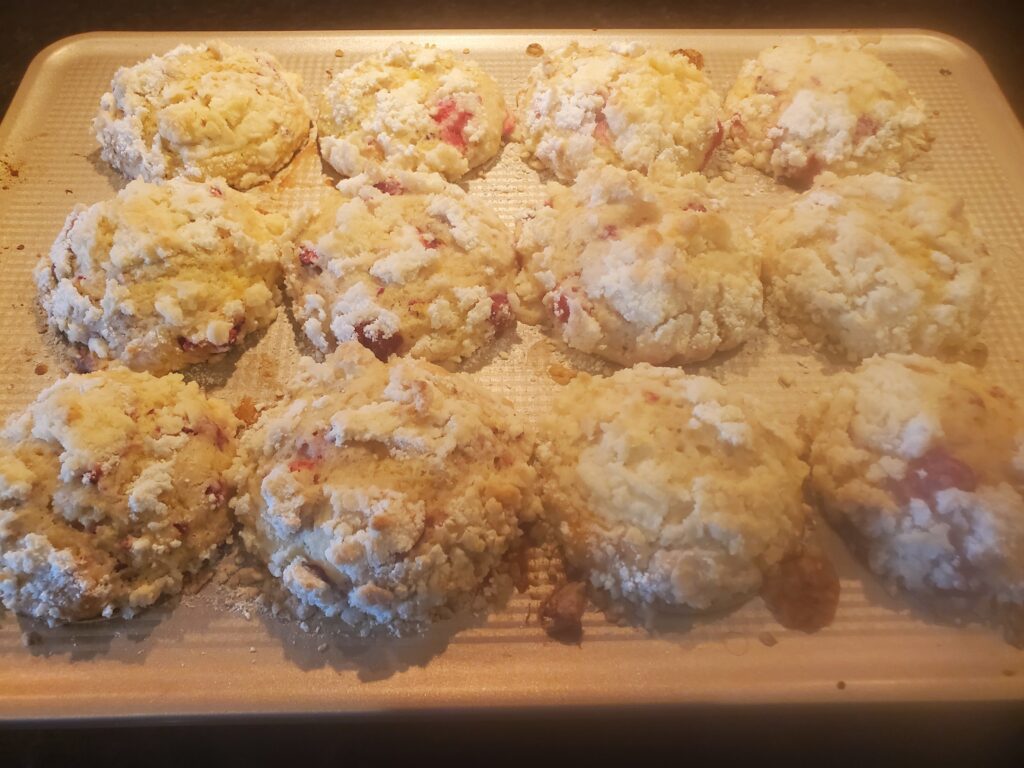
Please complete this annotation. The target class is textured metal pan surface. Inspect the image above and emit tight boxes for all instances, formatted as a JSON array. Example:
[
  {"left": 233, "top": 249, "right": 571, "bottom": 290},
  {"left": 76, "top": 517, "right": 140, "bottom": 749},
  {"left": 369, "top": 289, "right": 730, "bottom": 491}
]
[{"left": 1, "top": 29, "right": 1023, "bottom": 722}]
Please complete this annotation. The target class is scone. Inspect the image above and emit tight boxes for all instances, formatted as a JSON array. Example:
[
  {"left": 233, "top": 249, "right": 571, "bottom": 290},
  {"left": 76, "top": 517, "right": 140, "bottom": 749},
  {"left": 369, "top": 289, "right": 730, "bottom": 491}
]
[
  {"left": 287, "top": 169, "right": 518, "bottom": 364},
  {"left": 37, "top": 177, "right": 287, "bottom": 375},
  {"left": 516, "top": 42, "right": 722, "bottom": 182},
  {"left": 804, "top": 354, "right": 1024, "bottom": 634},
  {"left": 0, "top": 369, "right": 239, "bottom": 625},
  {"left": 515, "top": 165, "right": 763, "bottom": 366},
  {"left": 759, "top": 173, "right": 991, "bottom": 362},
  {"left": 535, "top": 365, "right": 809, "bottom": 611},
  {"left": 228, "top": 343, "right": 540, "bottom": 636},
  {"left": 724, "top": 37, "right": 931, "bottom": 187},
  {"left": 95, "top": 40, "right": 313, "bottom": 190},
  {"left": 318, "top": 43, "right": 509, "bottom": 181}
]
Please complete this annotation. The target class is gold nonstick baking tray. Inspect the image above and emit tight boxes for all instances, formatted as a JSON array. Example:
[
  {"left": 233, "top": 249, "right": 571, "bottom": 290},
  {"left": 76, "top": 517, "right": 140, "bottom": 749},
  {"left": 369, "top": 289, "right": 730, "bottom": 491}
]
[{"left": 1, "top": 30, "right": 1023, "bottom": 721}]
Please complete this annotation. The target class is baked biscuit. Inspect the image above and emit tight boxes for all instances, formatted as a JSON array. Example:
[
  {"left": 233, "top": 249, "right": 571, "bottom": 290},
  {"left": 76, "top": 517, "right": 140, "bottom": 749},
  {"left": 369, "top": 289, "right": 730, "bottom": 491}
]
[
  {"left": 95, "top": 40, "right": 312, "bottom": 190},
  {"left": 724, "top": 37, "right": 931, "bottom": 187},
  {"left": 318, "top": 43, "right": 509, "bottom": 181},
  {"left": 516, "top": 42, "right": 722, "bottom": 182},
  {"left": 287, "top": 170, "right": 518, "bottom": 364},
  {"left": 535, "top": 365, "right": 809, "bottom": 611},
  {"left": 228, "top": 343, "right": 540, "bottom": 636},
  {"left": 805, "top": 355, "right": 1024, "bottom": 627},
  {"left": 759, "top": 172, "right": 991, "bottom": 361},
  {"left": 37, "top": 178, "right": 286, "bottom": 375},
  {"left": 0, "top": 369, "right": 238, "bottom": 624},
  {"left": 515, "top": 165, "right": 762, "bottom": 365}
]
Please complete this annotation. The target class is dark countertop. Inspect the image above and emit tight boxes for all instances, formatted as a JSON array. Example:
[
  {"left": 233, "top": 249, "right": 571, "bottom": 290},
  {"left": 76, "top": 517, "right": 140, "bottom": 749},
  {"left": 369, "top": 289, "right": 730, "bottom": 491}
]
[
  {"left": 1, "top": 0, "right": 1023, "bottom": 764},
  {"left": 1, "top": 0, "right": 1022, "bottom": 121}
]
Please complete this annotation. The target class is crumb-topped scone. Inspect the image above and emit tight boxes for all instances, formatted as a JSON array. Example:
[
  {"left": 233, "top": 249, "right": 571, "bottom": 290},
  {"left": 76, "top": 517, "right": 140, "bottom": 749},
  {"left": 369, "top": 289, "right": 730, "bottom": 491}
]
[
  {"left": 287, "top": 170, "right": 518, "bottom": 364},
  {"left": 759, "top": 173, "right": 991, "bottom": 362},
  {"left": 318, "top": 43, "right": 510, "bottom": 181},
  {"left": 37, "top": 178, "right": 287, "bottom": 375},
  {"left": 724, "top": 38, "right": 931, "bottom": 187},
  {"left": 228, "top": 343, "right": 540, "bottom": 636},
  {"left": 516, "top": 42, "right": 722, "bottom": 182},
  {"left": 0, "top": 369, "right": 239, "bottom": 625},
  {"left": 804, "top": 355, "right": 1024, "bottom": 637},
  {"left": 515, "top": 165, "right": 762, "bottom": 365},
  {"left": 95, "top": 40, "right": 313, "bottom": 190},
  {"left": 535, "top": 365, "right": 810, "bottom": 611}
]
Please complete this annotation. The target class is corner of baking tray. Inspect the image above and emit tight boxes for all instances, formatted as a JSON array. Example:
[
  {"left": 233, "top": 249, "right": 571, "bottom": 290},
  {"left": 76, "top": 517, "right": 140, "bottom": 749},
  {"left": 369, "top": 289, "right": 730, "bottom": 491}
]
[
  {"left": 891, "top": 28, "right": 992, "bottom": 67},
  {"left": 0, "top": 31, "right": 115, "bottom": 132},
  {"left": 0, "top": 31, "right": 173, "bottom": 133},
  {"left": 23, "top": 30, "right": 121, "bottom": 70}
]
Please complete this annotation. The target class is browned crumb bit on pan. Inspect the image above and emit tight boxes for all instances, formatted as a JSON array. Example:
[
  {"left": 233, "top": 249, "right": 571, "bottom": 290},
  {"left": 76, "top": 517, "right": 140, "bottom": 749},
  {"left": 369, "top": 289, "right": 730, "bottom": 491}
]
[
  {"left": 16, "top": 244, "right": 24, "bottom": 251},
  {"left": 547, "top": 363, "right": 576, "bottom": 385},
  {"left": 758, "top": 631, "right": 778, "bottom": 647},
  {"left": 939, "top": 68, "right": 952, "bottom": 76},
  {"left": 836, "top": 680, "right": 846, "bottom": 690},
  {"left": 1, "top": 158, "right": 19, "bottom": 179},
  {"left": 233, "top": 396, "right": 259, "bottom": 426},
  {"left": 539, "top": 580, "right": 586, "bottom": 643},
  {"left": 526, "top": 43, "right": 544, "bottom": 57},
  {"left": 760, "top": 548, "right": 840, "bottom": 632},
  {"left": 334, "top": 49, "right": 344, "bottom": 57},
  {"left": 462, "top": 48, "right": 470, "bottom": 55},
  {"left": 33, "top": 363, "right": 47, "bottom": 375},
  {"left": 671, "top": 48, "right": 704, "bottom": 70}
]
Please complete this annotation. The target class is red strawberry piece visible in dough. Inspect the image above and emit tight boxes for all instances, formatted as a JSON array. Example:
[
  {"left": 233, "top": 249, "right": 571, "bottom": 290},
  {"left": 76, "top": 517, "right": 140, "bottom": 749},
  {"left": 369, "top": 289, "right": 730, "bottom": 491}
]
[
  {"left": 417, "top": 229, "right": 441, "bottom": 249},
  {"left": 502, "top": 108, "right": 516, "bottom": 139},
  {"left": 373, "top": 180, "right": 405, "bottom": 195},
  {"left": 432, "top": 97, "right": 474, "bottom": 151},
  {"left": 783, "top": 154, "right": 823, "bottom": 191},
  {"left": 552, "top": 293, "right": 571, "bottom": 323},
  {"left": 892, "top": 447, "right": 978, "bottom": 504},
  {"left": 699, "top": 120, "right": 724, "bottom": 172},
  {"left": 354, "top": 321, "right": 403, "bottom": 362},
  {"left": 853, "top": 115, "right": 880, "bottom": 143},
  {"left": 298, "top": 246, "right": 320, "bottom": 268},
  {"left": 489, "top": 292, "right": 513, "bottom": 329},
  {"left": 593, "top": 111, "right": 612, "bottom": 145}
]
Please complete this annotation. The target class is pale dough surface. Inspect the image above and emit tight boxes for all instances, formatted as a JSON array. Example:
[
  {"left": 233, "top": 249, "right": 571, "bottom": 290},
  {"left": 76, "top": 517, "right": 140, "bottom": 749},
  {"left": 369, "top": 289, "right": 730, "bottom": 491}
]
[
  {"left": 536, "top": 365, "right": 809, "bottom": 611},
  {"left": 318, "top": 43, "right": 509, "bottom": 181},
  {"left": 0, "top": 369, "right": 239, "bottom": 624},
  {"left": 759, "top": 172, "right": 991, "bottom": 362},
  {"left": 37, "top": 177, "right": 287, "bottom": 375},
  {"left": 516, "top": 165, "right": 763, "bottom": 365},
  {"left": 286, "top": 170, "right": 518, "bottom": 365},
  {"left": 804, "top": 354, "right": 1024, "bottom": 609},
  {"left": 95, "top": 40, "right": 313, "bottom": 190},
  {"left": 516, "top": 41, "right": 722, "bottom": 182},
  {"left": 229, "top": 343, "right": 540, "bottom": 636},
  {"left": 724, "top": 37, "right": 931, "bottom": 186}
]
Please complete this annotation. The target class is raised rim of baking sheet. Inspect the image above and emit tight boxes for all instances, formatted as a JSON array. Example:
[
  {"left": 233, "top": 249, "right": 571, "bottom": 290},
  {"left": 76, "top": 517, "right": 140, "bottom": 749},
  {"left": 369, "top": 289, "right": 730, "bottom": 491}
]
[{"left": 1, "top": 29, "right": 1023, "bottom": 724}]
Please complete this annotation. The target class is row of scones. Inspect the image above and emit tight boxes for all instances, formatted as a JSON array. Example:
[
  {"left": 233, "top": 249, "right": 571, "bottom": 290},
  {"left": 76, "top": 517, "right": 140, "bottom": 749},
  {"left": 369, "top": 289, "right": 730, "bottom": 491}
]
[
  {"left": 1, "top": 37, "right": 1021, "bottom": 646},
  {"left": 3, "top": 347, "right": 1020, "bottom": 640}
]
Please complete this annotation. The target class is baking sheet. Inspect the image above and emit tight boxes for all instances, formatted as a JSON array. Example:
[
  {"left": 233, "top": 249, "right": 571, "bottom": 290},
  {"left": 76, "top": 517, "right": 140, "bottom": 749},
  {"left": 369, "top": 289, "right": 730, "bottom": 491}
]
[{"left": 1, "top": 29, "right": 1023, "bottom": 722}]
